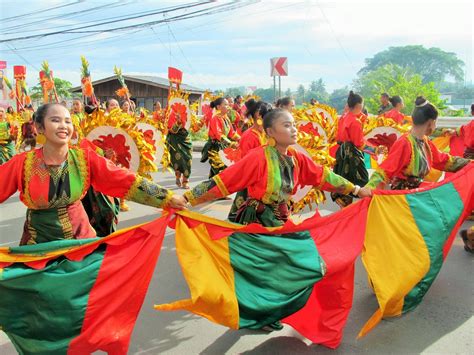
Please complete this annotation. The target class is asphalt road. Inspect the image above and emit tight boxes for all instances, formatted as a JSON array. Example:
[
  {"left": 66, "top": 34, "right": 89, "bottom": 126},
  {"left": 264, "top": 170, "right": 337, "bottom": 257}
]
[{"left": 1, "top": 152, "right": 472, "bottom": 354}]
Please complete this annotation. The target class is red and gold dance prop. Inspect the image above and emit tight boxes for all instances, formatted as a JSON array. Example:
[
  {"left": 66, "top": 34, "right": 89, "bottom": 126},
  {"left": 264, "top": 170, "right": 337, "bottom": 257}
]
[
  {"left": 39, "top": 61, "right": 59, "bottom": 103},
  {"left": 80, "top": 56, "right": 98, "bottom": 106},
  {"left": 113, "top": 65, "right": 131, "bottom": 104},
  {"left": 13, "top": 65, "right": 27, "bottom": 110}
]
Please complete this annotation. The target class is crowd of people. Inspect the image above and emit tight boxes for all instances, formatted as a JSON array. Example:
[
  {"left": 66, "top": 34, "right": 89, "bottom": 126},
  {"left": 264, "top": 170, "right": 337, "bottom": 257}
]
[{"left": 0, "top": 88, "right": 472, "bottom": 345}]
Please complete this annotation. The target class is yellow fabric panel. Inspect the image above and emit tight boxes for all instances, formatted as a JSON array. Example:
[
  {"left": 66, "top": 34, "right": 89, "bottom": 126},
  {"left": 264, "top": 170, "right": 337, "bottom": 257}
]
[
  {"left": 359, "top": 194, "right": 430, "bottom": 337},
  {"left": 154, "top": 217, "right": 239, "bottom": 329}
]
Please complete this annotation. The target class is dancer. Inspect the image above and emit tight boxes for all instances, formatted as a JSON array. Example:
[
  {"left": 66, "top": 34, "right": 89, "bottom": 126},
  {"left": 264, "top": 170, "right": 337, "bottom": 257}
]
[
  {"left": 166, "top": 99, "right": 193, "bottom": 189},
  {"left": 182, "top": 108, "right": 370, "bottom": 331},
  {"left": 201, "top": 97, "right": 240, "bottom": 178},
  {"left": 382, "top": 95, "right": 406, "bottom": 124},
  {"left": 331, "top": 91, "right": 374, "bottom": 207},
  {"left": 0, "top": 107, "right": 15, "bottom": 164},
  {"left": 0, "top": 103, "right": 186, "bottom": 245}
]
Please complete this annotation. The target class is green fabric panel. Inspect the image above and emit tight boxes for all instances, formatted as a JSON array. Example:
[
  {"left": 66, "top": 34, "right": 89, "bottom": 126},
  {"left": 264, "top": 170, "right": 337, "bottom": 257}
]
[
  {"left": 264, "top": 147, "right": 282, "bottom": 204},
  {"left": 68, "top": 149, "right": 85, "bottom": 201},
  {"left": 8, "top": 237, "right": 102, "bottom": 255},
  {"left": 228, "top": 231, "right": 325, "bottom": 329},
  {"left": 0, "top": 247, "right": 105, "bottom": 355},
  {"left": 403, "top": 183, "right": 463, "bottom": 312}
]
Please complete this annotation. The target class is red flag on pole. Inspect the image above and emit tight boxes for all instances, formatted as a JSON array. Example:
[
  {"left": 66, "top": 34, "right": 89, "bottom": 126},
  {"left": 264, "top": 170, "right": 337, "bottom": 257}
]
[
  {"left": 168, "top": 67, "right": 183, "bottom": 84},
  {"left": 0, "top": 61, "right": 7, "bottom": 69}
]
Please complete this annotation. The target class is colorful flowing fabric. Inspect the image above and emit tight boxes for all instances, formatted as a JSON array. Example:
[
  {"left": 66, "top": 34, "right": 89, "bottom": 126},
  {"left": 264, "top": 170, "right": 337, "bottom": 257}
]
[
  {"left": 366, "top": 133, "right": 470, "bottom": 189},
  {"left": 156, "top": 203, "right": 369, "bottom": 348},
  {"left": 157, "top": 163, "right": 473, "bottom": 348},
  {"left": 0, "top": 215, "right": 169, "bottom": 355},
  {"left": 359, "top": 163, "right": 474, "bottom": 336},
  {"left": 166, "top": 128, "right": 192, "bottom": 178},
  {"left": 0, "top": 121, "right": 15, "bottom": 164},
  {"left": 0, "top": 147, "right": 173, "bottom": 245}
]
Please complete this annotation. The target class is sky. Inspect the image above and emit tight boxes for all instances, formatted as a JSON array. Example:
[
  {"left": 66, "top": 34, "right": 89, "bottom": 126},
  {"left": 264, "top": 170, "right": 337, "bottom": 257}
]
[{"left": 0, "top": 0, "right": 473, "bottom": 93}]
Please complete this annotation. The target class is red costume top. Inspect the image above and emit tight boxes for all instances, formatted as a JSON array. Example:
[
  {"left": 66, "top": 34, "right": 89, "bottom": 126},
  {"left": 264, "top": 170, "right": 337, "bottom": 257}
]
[
  {"left": 0, "top": 147, "right": 173, "bottom": 244},
  {"left": 459, "top": 120, "right": 474, "bottom": 149},
  {"left": 366, "top": 133, "right": 470, "bottom": 189},
  {"left": 336, "top": 111, "right": 368, "bottom": 149},
  {"left": 184, "top": 145, "right": 354, "bottom": 206},
  {"left": 239, "top": 128, "right": 266, "bottom": 157},
  {"left": 208, "top": 112, "right": 239, "bottom": 142},
  {"left": 383, "top": 108, "right": 405, "bottom": 124}
]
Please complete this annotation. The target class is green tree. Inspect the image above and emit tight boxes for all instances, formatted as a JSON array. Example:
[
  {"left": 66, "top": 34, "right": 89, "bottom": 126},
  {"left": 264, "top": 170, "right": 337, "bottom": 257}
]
[
  {"left": 307, "top": 78, "right": 329, "bottom": 103},
  {"left": 224, "top": 86, "right": 246, "bottom": 97},
  {"left": 253, "top": 87, "right": 275, "bottom": 103},
  {"left": 329, "top": 86, "right": 349, "bottom": 113},
  {"left": 354, "top": 64, "right": 444, "bottom": 115},
  {"left": 359, "top": 45, "right": 465, "bottom": 84},
  {"left": 30, "top": 78, "right": 73, "bottom": 101},
  {"left": 284, "top": 88, "right": 292, "bottom": 97},
  {"left": 296, "top": 84, "right": 306, "bottom": 104}
]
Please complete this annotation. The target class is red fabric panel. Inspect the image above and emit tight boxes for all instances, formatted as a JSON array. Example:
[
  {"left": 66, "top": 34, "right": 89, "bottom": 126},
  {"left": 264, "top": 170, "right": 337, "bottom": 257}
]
[
  {"left": 67, "top": 215, "right": 169, "bottom": 355},
  {"left": 283, "top": 199, "right": 370, "bottom": 348}
]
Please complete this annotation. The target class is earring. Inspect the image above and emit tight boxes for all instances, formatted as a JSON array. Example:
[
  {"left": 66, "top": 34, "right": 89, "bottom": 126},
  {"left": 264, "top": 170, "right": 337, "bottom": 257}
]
[
  {"left": 267, "top": 137, "right": 276, "bottom": 147},
  {"left": 256, "top": 118, "right": 263, "bottom": 126}
]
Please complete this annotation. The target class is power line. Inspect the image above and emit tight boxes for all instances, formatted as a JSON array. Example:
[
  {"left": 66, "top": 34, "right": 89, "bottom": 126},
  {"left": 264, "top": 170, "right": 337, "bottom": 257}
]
[
  {"left": 0, "top": 1, "right": 126, "bottom": 35},
  {"left": 0, "top": 1, "right": 213, "bottom": 43},
  {"left": 1, "top": 1, "right": 82, "bottom": 23}
]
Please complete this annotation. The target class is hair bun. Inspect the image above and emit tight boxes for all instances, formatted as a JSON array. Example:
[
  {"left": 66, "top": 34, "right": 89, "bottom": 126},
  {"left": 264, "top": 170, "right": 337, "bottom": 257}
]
[
  {"left": 348, "top": 90, "right": 355, "bottom": 96},
  {"left": 415, "top": 96, "right": 426, "bottom": 106}
]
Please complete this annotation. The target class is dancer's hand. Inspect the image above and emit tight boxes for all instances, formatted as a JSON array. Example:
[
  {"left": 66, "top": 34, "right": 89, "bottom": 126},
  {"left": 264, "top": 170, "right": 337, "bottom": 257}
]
[
  {"left": 168, "top": 195, "right": 188, "bottom": 210},
  {"left": 358, "top": 187, "right": 373, "bottom": 198}
]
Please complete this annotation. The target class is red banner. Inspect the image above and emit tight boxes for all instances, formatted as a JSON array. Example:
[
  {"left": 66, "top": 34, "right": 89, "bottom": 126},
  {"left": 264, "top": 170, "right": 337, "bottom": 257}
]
[{"left": 168, "top": 67, "right": 183, "bottom": 84}]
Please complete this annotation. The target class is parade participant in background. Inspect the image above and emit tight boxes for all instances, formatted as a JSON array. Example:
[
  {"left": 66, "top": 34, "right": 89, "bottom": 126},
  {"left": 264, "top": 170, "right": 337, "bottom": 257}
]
[
  {"left": 200, "top": 97, "right": 240, "bottom": 178},
  {"left": 166, "top": 98, "right": 193, "bottom": 189},
  {"left": 228, "top": 99, "right": 270, "bottom": 220},
  {"left": 70, "top": 99, "right": 85, "bottom": 141},
  {"left": 276, "top": 96, "right": 295, "bottom": 111},
  {"left": 377, "top": 93, "right": 391, "bottom": 115},
  {"left": 20, "top": 113, "right": 37, "bottom": 152},
  {"left": 0, "top": 107, "right": 15, "bottom": 164},
  {"left": 457, "top": 105, "right": 474, "bottom": 159},
  {"left": 121, "top": 100, "right": 132, "bottom": 115},
  {"left": 233, "top": 95, "right": 244, "bottom": 116},
  {"left": 365, "top": 96, "right": 470, "bottom": 191},
  {"left": 224, "top": 95, "right": 242, "bottom": 132},
  {"left": 382, "top": 95, "right": 406, "bottom": 124},
  {"left": 7, "top": 106, "right": 14, "bottom": 115},
  {"left": 183, "top": 108, "right": 370, "bottom": 331},
  {"left": 0, "top": 103, "right": 186, "bottom": 245},
  {"left": 105, "top": 98, "right": 119, "bottom": 114},
  {"left": 331, "top": 91, "right": 374, "bottom": 207}
]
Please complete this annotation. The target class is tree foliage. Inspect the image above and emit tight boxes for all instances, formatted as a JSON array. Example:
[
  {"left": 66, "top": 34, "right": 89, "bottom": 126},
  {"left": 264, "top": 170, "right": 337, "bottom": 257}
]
[
  {"left": 30, "top": 78, "right": 73, "bottom": 101},
  {"left": 354, "top": 64, "right": 444, "bottom": 115},
  {"left": 358, "top": 45, "right": 465, "bottom": 84}
]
